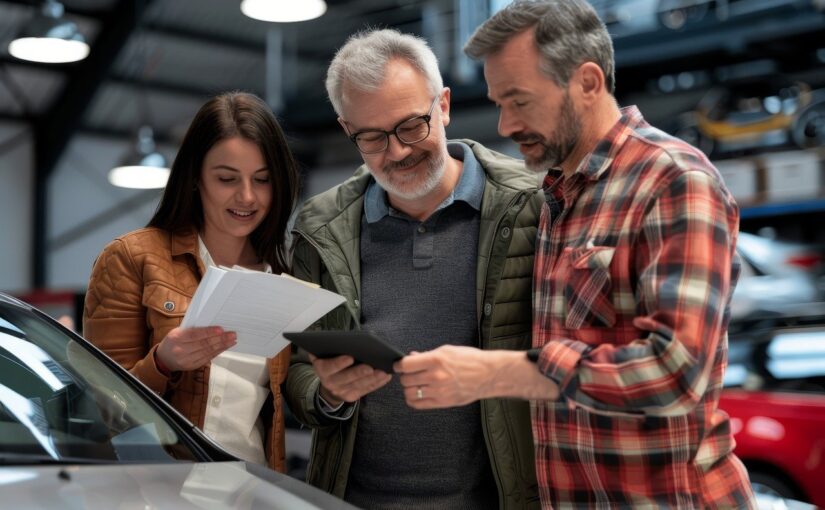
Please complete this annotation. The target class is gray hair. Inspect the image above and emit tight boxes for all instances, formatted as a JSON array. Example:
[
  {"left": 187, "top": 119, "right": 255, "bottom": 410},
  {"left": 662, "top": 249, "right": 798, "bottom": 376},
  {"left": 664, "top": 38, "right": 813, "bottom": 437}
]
[
  {"left": 325, "top": 28, "right": 443, "bottom": 116},
  {"left": 464, "top": 0, "right": 615, "bottom": 94}
]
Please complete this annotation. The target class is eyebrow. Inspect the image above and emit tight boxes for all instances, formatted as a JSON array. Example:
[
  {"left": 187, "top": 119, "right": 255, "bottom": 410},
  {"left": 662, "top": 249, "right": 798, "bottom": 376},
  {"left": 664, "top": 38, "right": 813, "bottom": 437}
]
[
  {"left": 346, "top": 107, "right": 430, "bottom": 133},
  {"left": 488, "top": 87, "right": 530, "bottom": 102},
  {"left": 210, "top": 165, "right": 269, "bottom": 173}
]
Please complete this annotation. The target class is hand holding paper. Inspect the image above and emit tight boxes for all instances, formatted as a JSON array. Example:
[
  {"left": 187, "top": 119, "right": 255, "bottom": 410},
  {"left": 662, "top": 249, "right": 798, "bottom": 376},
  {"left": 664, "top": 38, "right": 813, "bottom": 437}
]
[
  {"left": 181, "top": 266, "right": 346, "bottom": 358},
  {"left": 155, "top": 326, "right": 236, "bottom": 372}
]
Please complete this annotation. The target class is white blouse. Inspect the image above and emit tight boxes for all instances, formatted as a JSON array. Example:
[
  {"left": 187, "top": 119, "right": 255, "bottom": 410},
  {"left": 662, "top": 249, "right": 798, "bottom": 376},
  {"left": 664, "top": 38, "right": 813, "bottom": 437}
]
[{"left": 198, "top": 238, "right": 270, "bottom": 465}]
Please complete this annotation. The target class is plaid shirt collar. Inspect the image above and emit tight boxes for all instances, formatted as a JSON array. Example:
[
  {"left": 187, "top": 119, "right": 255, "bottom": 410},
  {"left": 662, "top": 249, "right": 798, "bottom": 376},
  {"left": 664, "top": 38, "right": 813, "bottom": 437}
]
[{"left": 544, "top": 105, "right": 644, "bottom": 189}]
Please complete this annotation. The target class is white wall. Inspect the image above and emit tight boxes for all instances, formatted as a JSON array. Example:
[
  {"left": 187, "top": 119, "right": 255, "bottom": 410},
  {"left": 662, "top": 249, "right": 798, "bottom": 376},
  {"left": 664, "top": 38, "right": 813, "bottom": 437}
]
[
  {"left": 0, "top": 122, "right": 33, "bottom": 293},
  {"left": 46, "top": 134, "right": 174, "bottom": 290}
]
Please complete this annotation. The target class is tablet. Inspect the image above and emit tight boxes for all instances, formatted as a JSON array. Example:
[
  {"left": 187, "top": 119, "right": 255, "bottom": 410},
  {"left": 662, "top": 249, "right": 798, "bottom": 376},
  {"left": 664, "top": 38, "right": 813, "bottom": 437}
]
[{"left": 283, "top": 330, "right": 405, "bottom": 373}]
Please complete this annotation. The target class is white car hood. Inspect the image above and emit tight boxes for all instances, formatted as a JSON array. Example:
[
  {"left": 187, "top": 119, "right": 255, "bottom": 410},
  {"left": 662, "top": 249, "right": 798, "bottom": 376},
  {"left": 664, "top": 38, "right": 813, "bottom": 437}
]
[{"left": 0, "top": 461, "right": 357, "bottom": 510}]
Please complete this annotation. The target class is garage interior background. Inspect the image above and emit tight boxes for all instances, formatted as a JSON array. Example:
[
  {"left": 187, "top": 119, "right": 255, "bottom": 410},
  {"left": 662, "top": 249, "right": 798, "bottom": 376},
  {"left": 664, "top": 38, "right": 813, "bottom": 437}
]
[{"left": 1, "top": 0, "right": 824, "bottom": 300}]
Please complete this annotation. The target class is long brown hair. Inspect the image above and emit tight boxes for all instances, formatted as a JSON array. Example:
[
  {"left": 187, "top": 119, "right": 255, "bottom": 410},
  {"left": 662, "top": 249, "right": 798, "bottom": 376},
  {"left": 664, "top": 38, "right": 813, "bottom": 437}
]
[{"left": 148, "top": 91, "right": 299, "bottom": 273}]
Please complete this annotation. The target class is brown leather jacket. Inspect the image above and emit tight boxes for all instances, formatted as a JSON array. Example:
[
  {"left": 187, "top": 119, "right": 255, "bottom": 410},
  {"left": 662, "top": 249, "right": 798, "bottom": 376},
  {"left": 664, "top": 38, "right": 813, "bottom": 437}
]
[{"left": 83, "top": 227, "right": 289, "bottom": 472}]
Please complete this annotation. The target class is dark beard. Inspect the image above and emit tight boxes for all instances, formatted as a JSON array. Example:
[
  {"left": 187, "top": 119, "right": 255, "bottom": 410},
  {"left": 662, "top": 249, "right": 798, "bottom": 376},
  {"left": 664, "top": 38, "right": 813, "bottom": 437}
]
[{"left": 513, "top": 91, "right": 581, "bottom": 172}]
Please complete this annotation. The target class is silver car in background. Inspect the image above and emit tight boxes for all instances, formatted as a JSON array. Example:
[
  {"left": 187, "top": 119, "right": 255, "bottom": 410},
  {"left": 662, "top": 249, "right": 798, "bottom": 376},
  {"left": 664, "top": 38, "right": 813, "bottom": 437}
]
[{"left": 732, "top": 231, "right": 825, "bottom": 320}]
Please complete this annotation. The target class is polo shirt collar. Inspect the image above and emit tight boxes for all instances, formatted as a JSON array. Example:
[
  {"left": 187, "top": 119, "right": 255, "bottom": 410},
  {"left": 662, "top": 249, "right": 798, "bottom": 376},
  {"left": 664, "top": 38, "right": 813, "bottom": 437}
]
[{"left": 364, "top": 141, "right": 484, "bottom": 223}]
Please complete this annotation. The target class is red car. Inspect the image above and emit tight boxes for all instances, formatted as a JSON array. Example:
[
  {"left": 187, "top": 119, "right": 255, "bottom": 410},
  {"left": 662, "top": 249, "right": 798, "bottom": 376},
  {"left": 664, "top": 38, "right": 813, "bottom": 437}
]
[{"left": 720, "top": 316, "right": 825, "bottom": 507}]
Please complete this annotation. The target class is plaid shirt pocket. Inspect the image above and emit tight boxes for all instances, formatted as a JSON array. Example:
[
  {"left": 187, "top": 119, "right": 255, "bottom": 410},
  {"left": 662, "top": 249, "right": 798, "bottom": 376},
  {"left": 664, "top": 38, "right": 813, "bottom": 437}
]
[{"left": 563, "top": 245, "right": 616, "bottom": 329}]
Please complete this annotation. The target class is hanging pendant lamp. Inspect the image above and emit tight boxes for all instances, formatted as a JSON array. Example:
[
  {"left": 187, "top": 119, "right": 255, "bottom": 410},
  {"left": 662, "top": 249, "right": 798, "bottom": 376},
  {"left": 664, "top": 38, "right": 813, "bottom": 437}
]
[
  {"left": 108, "top": 126, "right": 170, "bottom": 189},
  {"left": 240, "top": 0, "right": 327, "bottom": 23},
  {"left": 8, "top": 0, "right": 90, "bottom": 64}
]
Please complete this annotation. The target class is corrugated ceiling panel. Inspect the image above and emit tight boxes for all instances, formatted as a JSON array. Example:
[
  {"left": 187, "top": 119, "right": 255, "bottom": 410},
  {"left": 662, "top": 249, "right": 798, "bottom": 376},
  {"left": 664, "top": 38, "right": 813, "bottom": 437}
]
[
  {"left": 112, "top": 31, "right": 265, "bottom": 95},
  {"left": 0, "top": 64, "right": 66, "bottom": 116}
]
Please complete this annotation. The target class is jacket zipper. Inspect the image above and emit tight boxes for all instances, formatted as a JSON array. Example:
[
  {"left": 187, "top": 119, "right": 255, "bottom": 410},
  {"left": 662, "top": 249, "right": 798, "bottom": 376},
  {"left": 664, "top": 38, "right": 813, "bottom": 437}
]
[
  {"left": 478, "top": 190, "right": 529, "bottom": 329},
  {"left": 294, "top": 228, "right": 350, "bottom": 494},
  {"left": 479, "top": 189, "right": 531, "bottom": 509}
]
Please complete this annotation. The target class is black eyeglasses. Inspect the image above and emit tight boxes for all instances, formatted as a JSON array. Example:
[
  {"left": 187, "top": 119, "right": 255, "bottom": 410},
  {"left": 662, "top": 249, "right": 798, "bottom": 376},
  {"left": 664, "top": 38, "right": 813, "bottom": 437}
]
[{"left": 347, "top": 96, "right": 439, "bottom": 154}]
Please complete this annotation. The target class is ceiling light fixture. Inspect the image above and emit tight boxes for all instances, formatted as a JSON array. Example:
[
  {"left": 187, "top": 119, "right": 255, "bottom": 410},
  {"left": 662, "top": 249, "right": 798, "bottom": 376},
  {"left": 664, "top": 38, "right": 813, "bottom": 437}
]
[
  {"left": 240, "top": 0, "right": 327, "bottom": 23},
  {"left": 8, "top": 0, "right": 90, "bottom": 64},
  {"left": 108, "top": 126, "right": 170, "bottom": 189}
]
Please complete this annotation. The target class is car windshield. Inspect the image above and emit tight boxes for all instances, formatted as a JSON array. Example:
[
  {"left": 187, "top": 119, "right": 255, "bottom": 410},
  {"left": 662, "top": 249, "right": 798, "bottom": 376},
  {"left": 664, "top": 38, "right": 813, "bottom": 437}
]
[{"left": 0, "top": 299, "right": 198, "bottom": 464}]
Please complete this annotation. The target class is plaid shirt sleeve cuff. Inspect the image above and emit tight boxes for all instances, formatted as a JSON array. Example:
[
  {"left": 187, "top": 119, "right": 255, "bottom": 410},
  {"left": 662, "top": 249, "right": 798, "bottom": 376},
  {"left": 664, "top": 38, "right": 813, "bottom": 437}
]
[{"left": 537, "top": 339, "right": 592, "bottom": 393}]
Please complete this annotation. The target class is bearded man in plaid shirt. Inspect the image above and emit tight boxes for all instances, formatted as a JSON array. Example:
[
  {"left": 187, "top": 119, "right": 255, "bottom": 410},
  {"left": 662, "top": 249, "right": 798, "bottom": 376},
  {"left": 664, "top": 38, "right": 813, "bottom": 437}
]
[{"left": 395, "top": 0, "right": 757, "bottom": 508}]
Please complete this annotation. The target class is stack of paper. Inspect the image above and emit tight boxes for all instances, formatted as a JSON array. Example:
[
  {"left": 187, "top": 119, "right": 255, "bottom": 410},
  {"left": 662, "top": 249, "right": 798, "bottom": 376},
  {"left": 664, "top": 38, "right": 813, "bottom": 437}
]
[{"left": 181, "top": 266, "right": 345, "bottom": 358}]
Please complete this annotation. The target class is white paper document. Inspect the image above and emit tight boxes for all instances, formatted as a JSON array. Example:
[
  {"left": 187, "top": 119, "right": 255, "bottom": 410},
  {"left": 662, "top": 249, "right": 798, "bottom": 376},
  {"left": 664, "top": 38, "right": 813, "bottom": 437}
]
[{"left": 181, "top": 266, "right": 345, "bottom": 358}]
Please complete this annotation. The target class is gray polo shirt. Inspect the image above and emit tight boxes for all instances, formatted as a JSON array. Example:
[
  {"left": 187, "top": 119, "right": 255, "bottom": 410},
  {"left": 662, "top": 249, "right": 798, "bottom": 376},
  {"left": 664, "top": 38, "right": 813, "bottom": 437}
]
[{"left": 345, "top": 142, "right": 497, "bottom": 510}]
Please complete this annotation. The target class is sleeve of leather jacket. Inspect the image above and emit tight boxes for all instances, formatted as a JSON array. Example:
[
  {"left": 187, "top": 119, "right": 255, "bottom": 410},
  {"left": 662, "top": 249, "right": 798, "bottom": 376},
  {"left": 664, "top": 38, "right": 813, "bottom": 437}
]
[
  {"left": 283, "top": 235, "right": 347, "bottom": 428},
  {"left": 83, "top": 238, "right": 173, "bottom": 394}
]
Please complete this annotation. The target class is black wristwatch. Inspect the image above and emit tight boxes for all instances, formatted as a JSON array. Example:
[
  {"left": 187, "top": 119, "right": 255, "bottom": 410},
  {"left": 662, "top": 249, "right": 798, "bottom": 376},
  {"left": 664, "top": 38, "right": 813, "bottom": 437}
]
[{"left": 526, "top": 348, "right": 541, "bottom": 363}]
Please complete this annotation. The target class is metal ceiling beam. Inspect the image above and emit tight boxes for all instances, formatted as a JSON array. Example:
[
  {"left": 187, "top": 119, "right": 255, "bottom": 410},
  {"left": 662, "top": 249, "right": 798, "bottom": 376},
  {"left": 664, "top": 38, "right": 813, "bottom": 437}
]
[
  {"left": 0, "top": 111, "right": 32, "bottom": 122},
  {"left": 32, "top": 0, "right": 155, "bottom": 288},
  {"left": 0, "top": 55, "right": 224, "bottom": 98},
  {"left": 0, "top": 116, "right": 174, "bottom": 146},
  {"left": 48, "top": 188, "right": 163, "bottom": 253},
  {"left": 0, "top": 61, "right": 37, "bottom": 116},
  {"left": 75, "top": 124, "right": 175, "bottom": 145},
  {"left": 0, "top": 0, "right": 109, "bottom": 19},
  {"left": 0, "top": 124, "right": 30, "bottom": 158},
  {"left": 142, "top": 21, "right": 331, "bottom": 62},
  {"left": 143, "top": 21, "right": 266, "bottom": 55},
  {"left": 108, "top": 74, "right": 219, "bottom": 99}
]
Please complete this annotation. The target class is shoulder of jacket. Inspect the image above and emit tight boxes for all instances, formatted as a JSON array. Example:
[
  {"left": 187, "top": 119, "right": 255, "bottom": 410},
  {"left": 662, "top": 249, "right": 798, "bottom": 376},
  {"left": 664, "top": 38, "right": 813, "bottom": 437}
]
[
  {"left": 107, "top": 227, "right": 175, "bottom": 264},
  {"left": 114, "top": 227, "right": 171, "bottom": 245},
  {"left": 295, "top": 167, "right": 370, "bottom": 235},
  {"left": 454, "top": 138, "right": 539, "bottom": 192}
]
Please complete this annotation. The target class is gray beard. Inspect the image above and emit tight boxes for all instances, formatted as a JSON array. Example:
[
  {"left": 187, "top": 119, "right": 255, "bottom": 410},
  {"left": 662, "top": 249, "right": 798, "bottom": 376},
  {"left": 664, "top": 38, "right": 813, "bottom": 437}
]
[{"left": 369, "top": 148, "right": 447, "bottom": 201}]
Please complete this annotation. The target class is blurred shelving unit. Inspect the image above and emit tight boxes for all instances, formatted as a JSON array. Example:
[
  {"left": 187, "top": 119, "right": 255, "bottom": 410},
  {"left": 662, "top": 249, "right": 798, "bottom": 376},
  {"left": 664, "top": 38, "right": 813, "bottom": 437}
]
[
  {"left": 740, "top": 199, "right": 825, "bottom": 219},
  {"left": 594, "top": 0, "right": 825, "bottom": 243}
]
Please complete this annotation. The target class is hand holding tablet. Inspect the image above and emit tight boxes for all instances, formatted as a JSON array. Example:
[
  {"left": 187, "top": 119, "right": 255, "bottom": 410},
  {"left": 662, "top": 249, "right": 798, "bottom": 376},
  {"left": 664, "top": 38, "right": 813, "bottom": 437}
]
[{"left": 283, "top": 330, "right": 405, "bottom": 373}]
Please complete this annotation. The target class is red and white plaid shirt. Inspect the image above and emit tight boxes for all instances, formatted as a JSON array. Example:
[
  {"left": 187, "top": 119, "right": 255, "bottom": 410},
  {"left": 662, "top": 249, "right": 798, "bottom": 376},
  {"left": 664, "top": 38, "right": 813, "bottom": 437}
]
[{"left": 532, "top": 106, "right": 755, "bottom": 509}]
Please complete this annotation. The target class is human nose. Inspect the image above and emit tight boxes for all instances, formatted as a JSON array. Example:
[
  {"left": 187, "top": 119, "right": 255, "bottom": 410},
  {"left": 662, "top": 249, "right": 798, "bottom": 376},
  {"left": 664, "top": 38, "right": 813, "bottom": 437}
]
[
  {"left": 237, "top": 179, "right": 255, "bottom": 203},
  {"left": 497, "top": 108, "right": 522, "bottom": 138},
  {"left": 384, "top": 132, "right": 414, "bottom": 161}
]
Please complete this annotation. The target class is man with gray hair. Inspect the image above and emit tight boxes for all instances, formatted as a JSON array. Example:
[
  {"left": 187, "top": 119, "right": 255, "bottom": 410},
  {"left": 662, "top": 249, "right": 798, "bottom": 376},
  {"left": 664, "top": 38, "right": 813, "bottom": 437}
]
[
  {"left": 395, "top": 1, "right": 756, "bottom": 508},
  {"left": 284, "top": 28, "right": 543, "bottom": 509}
]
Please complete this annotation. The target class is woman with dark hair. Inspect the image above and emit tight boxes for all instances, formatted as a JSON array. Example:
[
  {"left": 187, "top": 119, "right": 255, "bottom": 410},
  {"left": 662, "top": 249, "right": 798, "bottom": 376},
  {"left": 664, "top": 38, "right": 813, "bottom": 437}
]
[{"left": 83, "top": 91, "right": 300, "bottom": 471}]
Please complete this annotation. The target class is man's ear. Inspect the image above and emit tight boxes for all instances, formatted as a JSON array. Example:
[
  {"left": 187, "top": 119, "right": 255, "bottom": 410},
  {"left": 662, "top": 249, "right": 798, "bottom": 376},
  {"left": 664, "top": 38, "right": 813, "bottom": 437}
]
[
  {"left": 439, "top": 87, "right": 451, "bottom": 127},
  {"left": 571, "top": 62, "right": 604, "bottom": 106},
  {"left": 337, "top": 117, "right": 350, "bottom": 135}
]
